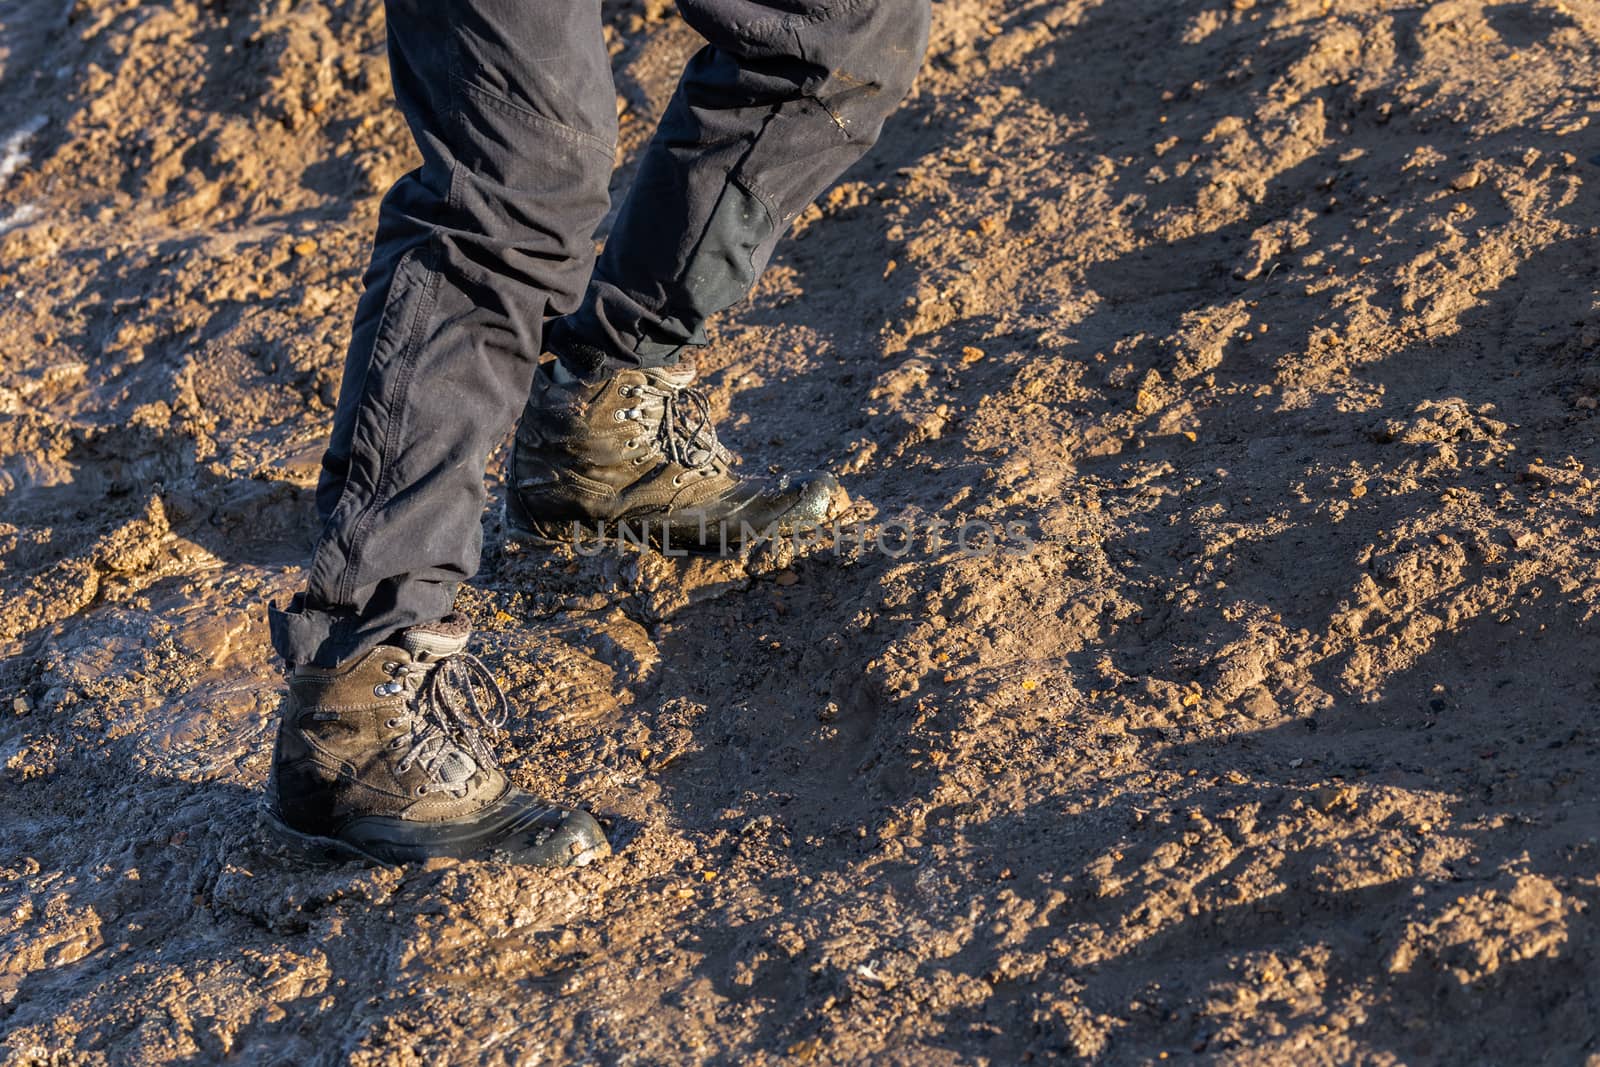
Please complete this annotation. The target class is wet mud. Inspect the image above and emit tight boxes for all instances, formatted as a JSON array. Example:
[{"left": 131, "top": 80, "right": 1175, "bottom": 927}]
[{"left": 4, "top": 0, "right": 1600, "bottom": 1062}]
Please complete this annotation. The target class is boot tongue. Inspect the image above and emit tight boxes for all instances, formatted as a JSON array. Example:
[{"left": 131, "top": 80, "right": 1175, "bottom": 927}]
[
  {"left": 399, "top": 614, "right": 472, "bottom": 664},
  {"left": 640, "top": 360, "right": 697, "bottom": 391},
  {"left": 397, "top": 615, "right": 482, "bottom": 787},
  {"left": 432, "top": 749, "right": 478, "bottom": 787},
  {"left": 637, "top": 360, "right": 726, "bottom": 468}
]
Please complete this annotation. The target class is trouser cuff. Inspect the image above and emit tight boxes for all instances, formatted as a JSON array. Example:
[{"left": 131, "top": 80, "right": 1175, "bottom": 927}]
[{"left": 269, "top": 594, "right": 366, "bottom": 669}]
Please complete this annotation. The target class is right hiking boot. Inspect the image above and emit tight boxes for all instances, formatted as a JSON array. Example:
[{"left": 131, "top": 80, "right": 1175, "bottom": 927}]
[
  {"left": 260, "top": 615, "right": 609, "bottom": 867},
  {"left": 505, "top": 358, "right": 839, "bottom": 555}
]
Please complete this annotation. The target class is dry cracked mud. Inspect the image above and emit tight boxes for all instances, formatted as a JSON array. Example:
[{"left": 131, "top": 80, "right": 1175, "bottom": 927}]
[{"left": 4, "top": 0, "right": 1600, "bottom": 1062}]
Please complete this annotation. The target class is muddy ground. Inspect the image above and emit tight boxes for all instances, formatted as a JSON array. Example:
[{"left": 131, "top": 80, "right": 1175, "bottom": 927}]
[{"left": 3, "top": 0, "right": 1600, "bottom": 1062}]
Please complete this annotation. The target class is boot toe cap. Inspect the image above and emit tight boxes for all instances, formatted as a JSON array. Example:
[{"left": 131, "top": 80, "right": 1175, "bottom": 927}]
[
  {"left": 782, "top": 470, "right": 840, "bottom": 529},
  {"left": 508, "top": 807, "right": 611, "bottom": 867}
]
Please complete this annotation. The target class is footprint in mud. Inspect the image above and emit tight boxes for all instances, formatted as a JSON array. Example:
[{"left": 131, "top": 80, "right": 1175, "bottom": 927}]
[
  {"left": 476, "top": 609, "right": 662, "bottom": 726},
  {"left": 1480, "top": 1, "right": 1579, "bottom": 49},
  {"left": 21, "top": 571, "right": 289, "bottom": 785},
  {"left": 174, "top": 476, "right": 320, "bottom": 565},
  {"left": 210, "top": 844, "right": 407, "bottom": 935},
  {"left": 0, "top": 495, "right": 172, "bottom": 652},
  {"left": 491, "top": 535, "right": 753, "bottom": 623}
]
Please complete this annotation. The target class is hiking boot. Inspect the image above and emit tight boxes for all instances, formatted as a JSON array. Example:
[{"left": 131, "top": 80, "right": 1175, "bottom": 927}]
[
  {"left": 505, "top": 360, "right": 838, "bottom": 555},
  {"left": 260, "top": 615, "right": 609, "bottom": 867}
]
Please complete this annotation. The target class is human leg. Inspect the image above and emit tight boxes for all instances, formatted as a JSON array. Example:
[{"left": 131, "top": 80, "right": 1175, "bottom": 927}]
[
  {"left": 263, "top": 0, "right": 620, "bottom": 866},
  {"left": 550, "top": 0, "right": 932, "bottom": 372},
  {"left": 509, "top": 0, "right": 931, "bottom": 553},
  {"left": 272, "top": 0, "right": 618, "bottom": 669}
]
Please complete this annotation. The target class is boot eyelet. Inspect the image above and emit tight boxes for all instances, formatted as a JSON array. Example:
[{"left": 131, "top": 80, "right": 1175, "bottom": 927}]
[
  {"left": 416, "top": 785, "right": 430, "bottom": 797},
  {"left": 671, "top": 474, "right": 686, "bottom": 487},
  {"left": 613, "top": 409, "right": 629, "bottom": 422},
  {"left": 390, "top": 738, "right": 405, "bottom": 749},
  {"left": 385, "top": 717, "right": 401, "bottom": 729},
  {"left": 382, "top": 661, "right": 399, "bottom": 674}
]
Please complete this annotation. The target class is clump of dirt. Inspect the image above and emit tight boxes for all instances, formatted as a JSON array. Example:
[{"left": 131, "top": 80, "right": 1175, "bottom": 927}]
[{"left": 5, "top": 0, "right": 1600, "bottom": 1061}]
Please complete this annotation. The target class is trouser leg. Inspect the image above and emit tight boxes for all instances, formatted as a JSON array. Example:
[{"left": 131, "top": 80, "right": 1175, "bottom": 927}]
[
  {"left": 547, "top": 0, "right": 932, "bottom": 374},
  {"left": 271, "top": 0, "right": 617, "bottom": 668}
]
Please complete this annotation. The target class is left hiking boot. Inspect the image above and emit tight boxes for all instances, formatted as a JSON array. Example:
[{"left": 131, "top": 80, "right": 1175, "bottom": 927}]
[
  {"left": 260, "top": 615, "right": 610, "bottom": 867},
  {"left": 506, "top": 359, "right": 838, "bottom": 555}
]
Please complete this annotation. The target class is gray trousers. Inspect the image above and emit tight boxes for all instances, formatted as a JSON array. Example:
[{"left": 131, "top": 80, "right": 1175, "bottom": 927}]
[{"left": 270, "top": 0, "right": 931, "bottom": 667}]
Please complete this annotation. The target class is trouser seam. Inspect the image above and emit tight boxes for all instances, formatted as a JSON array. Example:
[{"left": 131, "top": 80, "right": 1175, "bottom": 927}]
[
  {"left": 335, "top": 242, "right": 446, "bottom": 606},
  {"left": 305, "top": 247, "right": 423, "bottom": 608},
  {"left": 333, "top": 138, "right": 464, "bottom": 607}
]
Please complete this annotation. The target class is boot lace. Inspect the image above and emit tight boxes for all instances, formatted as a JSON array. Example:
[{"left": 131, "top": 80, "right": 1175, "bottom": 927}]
[
  {"left": 621, "top": 379, "right": 732, "bottom": 471},
  {"left": 385, "top": 653, "right": 511, "bottom": 797}
]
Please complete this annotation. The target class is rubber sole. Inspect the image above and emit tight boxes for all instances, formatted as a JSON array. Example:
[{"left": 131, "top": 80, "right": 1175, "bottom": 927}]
[
  {"left": 257, "top": 804, "right": 610, "bottom": 869},
  {"left": 257, "top": 806, "right": 389, "bottom": 866}
]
